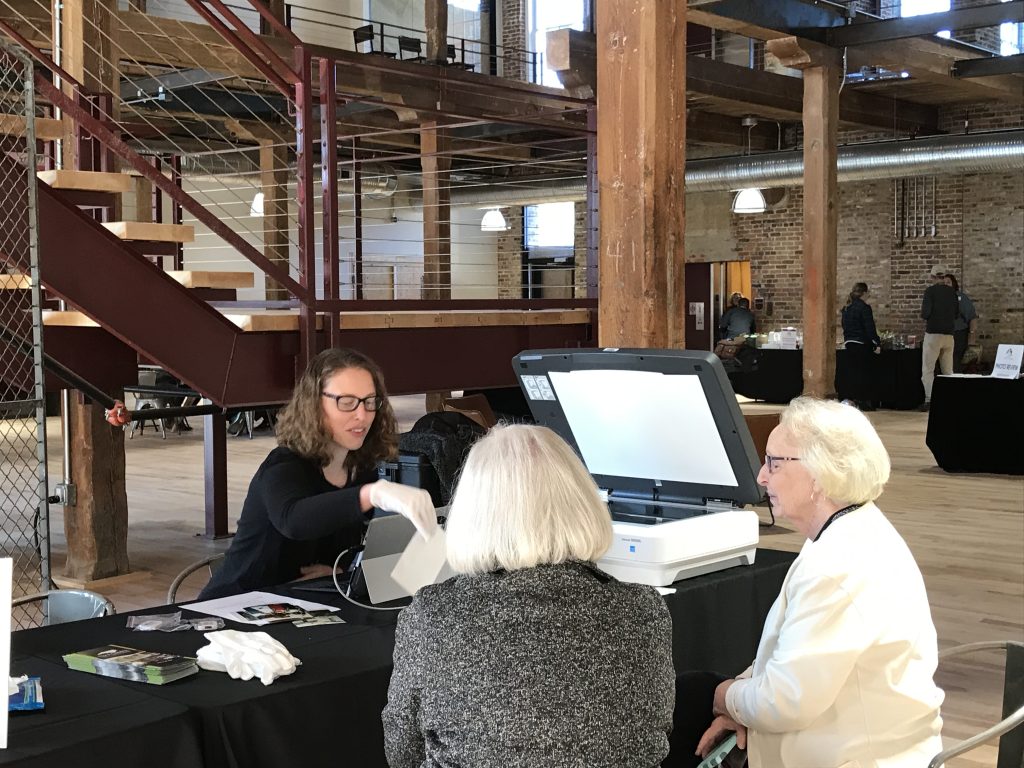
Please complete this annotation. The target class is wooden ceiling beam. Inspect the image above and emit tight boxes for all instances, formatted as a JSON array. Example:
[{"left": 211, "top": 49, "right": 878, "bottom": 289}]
[{"left": 688, "top": 56, "right": 938, "bottom": 133}]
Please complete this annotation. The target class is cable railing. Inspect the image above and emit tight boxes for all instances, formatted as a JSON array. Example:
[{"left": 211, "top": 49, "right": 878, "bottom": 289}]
[{"left": 0, "top": 0, "right": 596, "bottom": 363}]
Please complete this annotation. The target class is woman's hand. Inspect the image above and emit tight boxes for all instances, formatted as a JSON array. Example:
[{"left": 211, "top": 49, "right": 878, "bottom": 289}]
[
  {"left": 696, "top": 714, "right": 747, "bottom": 758},
  {"left": 369, "top": 480, "right": 438, "bottom": 539},
  {"left": 712, "top": 678, "right": 735, "bottom": 715}
]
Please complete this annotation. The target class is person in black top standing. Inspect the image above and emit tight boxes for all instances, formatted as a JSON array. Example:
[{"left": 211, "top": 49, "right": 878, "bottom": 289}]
[
  {"left": 840, "top": 282, "right": 881, "bottom": 411},
  {"left": 719, "top": 297, "right": 756, "bottom": 340},
  {"left": 920, "top": 265, "right": 958, "bottom": 409},
  {"left": 199, "top": 348, "right": 437, "bottom": 600}
]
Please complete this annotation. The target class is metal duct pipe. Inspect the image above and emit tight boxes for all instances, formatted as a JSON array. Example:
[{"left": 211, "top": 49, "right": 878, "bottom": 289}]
[
  {"left": 448, "top": 130, "right": 1023, "bottom": 205},
  {"left": 685, "top": 130, "right": 1024, "bottom": 192},
  {"left": 449, "top": 176, "right": 586, "bottom": 206}
]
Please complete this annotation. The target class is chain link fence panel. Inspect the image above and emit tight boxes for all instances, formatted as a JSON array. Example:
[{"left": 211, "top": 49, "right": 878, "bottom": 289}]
[{"left": 0, "top": 40, "right": 51, "bottom": 629}]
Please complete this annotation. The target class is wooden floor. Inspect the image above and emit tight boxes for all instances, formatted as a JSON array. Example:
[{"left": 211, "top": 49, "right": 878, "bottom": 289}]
[{"left": 43, "top": 399, "right": 1023, "bottom": 767}]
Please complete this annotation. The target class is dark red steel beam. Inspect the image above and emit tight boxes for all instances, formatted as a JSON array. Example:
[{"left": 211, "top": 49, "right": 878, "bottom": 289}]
[
  {"left": 248, "top": 0, "right": 302, "bottom": 44},
  {"left": 205, "top": 0, "right": 301, "bottom": 84},
  {"left": 320, "top": 57, "right": 341, "bottom": 349},
  {"left": 294, "top": 48, "right": 317, "bottom": 368},
  {"left": 183, "top": 0, "right": 295, "bottom": 96},
  {"left": 33, "top": 73, "right": 308, "bottom": 300}
]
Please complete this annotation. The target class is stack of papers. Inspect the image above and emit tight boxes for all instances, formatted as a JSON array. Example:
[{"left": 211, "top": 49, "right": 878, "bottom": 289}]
[
  {"left": 63, "top": 645, "right": 199, "bottom": 684},
  {"left": 184, "top": 591, "right": 341, "bottom": 626}
]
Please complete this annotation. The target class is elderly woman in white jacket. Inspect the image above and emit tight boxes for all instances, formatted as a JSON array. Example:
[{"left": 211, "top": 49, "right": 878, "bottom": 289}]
[{"left": 697, "top": 397, "right": 944, "bottom": 768}]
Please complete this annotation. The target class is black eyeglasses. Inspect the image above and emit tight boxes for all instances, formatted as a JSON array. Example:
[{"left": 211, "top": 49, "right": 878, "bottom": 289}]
[
  {"left": 322, "top": 392, "right": 383, "bottom": 412},
  {"left": 764, "top": 455, "right": 800, "bottom": 474}
]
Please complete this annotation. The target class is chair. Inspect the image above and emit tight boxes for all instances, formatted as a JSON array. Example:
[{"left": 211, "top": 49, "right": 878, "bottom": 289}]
[
  {"left": 167, "top": 552, "right": 226, "bottom": 604},
  {"left": 446, "top": 43, "right": 475, "bottom": 71},
  {"left": 397, "top": 36, "right": 426, "bottom": 62},
  {"left": 13, "top": 589, "right": 115, "bottom": 625},
  {"left": 442, "top": 393, "right": 497, "bottom": 430},
  {"left": 929, "top": 640, "right": 1024, "bottom": 768},
  {"left": 352, "top": 24, "right": 395, "bottom": 57}
]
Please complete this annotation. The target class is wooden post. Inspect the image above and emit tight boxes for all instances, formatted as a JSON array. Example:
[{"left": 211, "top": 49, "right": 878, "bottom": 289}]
[
  {"left": 60, "top": 0, "right": 118, "bottom": 171},
  {"left": 260, "top": 142, "right": 290, "bottom": 302},
  {"left": 595, "top": 0, "right": 687, "bottom": 348},
  {"left": 63, "top": 396, "right": 129, "bottom": 581},
  {"left": 425, "top": 0, "right": 448, "bottom": 64},
  {"left": 768, "top": 37, "right": 841, "bottom": 398},
  {"left": 421, "top": 122, "right": 452, "bottom": 300},
  {"left": 58, "top": 0, "right": 131, "bottom": 581}
]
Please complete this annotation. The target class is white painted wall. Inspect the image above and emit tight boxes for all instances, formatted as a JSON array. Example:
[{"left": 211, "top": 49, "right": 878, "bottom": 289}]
[{"left": 166, "top": 175, "right": 500, "bottom": 301}]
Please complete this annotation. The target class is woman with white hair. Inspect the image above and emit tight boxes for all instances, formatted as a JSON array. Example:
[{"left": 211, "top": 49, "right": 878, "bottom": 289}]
[
  {"left": 693, "top": 397, "right": 944, "bottom": 767},
  {"left": 382, "top": 424, "right": 675, "bottom": 768}
]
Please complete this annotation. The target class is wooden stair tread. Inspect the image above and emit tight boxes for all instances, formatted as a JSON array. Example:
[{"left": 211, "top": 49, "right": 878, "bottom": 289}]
[
  {"left": 102, "top": 221, "right": 195, "bottom": 243},
  {"left": 0, "top": 114, "right": 63, "bottom": 141},
  {"left": 223, "top": 308, "right": 593, "bottom": 332},
  {"left": 37, "top": 169, "right": 132, "bottom": 193},
  {"left": 167, "top": 270, "right": 254, "bottom": 289},
  {"left": 0, "top": 274, "right": 31, "bottom": 290},
  {"left": 42, "top": 310, "right": 99, "bottom": 328},
  {"left": 43, "top": 307, "right": 591, "bottom": 333}
]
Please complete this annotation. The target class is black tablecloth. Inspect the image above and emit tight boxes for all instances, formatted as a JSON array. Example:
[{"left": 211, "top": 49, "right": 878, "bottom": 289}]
[
  {"left": 728, "top": 348, "right": 924, "bottom": 408},
  {"left": 927, "top": 375, "right": 1024, "bottom": 474},
  {"left": 3, "top": 657, "right": 203, "bottom": 768},
  {"left": 9, "top": 549, "right": 796, "bottom": 768}
]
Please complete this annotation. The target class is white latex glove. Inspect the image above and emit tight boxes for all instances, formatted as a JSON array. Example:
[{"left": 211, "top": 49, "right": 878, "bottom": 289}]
[
  {"left": 197, "top": 630, "right": 301, "bottom": 686},
  {"left": 368, "top": 479, "right": 438, "bottom": 540}
]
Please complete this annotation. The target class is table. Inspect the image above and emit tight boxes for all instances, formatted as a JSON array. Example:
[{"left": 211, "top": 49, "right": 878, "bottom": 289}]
[
  {"left": 927, "top": 375, "right": 1024, "bottom": 475},
  {"left": 8, "top": 549, "right": 796, "bottom": 768},
  {"left": 728, "top": 348, "right": 924, "bottom": 409}
]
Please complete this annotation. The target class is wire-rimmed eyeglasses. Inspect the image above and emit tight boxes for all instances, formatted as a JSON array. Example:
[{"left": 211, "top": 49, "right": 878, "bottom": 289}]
[
  {"left": 322, "top": 392, "right": 383, "bottom": 412},
  {"left": 763, "top": 454, "right": 801, "bottom": 474}
]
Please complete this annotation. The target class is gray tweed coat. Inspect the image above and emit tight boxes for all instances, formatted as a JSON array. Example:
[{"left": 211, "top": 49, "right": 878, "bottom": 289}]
[{"left": 382, "top": 560, "right": 675, "bottom": 768}]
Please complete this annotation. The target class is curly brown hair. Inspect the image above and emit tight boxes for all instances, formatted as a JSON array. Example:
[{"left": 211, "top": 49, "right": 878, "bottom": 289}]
[{"left": 275, "top": 348, "right": 398, "bottom": 474}]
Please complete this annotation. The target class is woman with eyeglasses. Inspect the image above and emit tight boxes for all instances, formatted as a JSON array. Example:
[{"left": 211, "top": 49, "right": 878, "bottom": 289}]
[
  {"left": 198, "top": 348, "right": 435, "bottom": 600},
  {"left": 682, "top": 398, "right": 943, "bottom": 768}
]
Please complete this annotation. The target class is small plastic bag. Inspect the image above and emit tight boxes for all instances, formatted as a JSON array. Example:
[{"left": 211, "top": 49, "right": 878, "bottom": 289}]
[
  {"left": 127, "top": 612, "right": 187, "bottom": 632},
  {"left": 187, "top": 617, "right": 225, "bottom": 631}
]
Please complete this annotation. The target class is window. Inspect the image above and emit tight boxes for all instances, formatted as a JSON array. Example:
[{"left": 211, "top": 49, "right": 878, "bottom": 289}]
[
  {"left": 525, "top": 202, "right": 575, "bottom": 251},
  {"left": 530, "top": 0, "right": 586, "bottom": 87},
  {"left": 1001, "top": 0, "right": 1024, "bottom": 55},
  {"left": 901, "top": 0, "right": 951, "bottom": 39}
]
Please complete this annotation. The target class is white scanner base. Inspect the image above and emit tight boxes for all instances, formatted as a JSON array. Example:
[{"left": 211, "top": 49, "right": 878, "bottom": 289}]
[{"left": 597, "top": 509, "right": 760, "bottom": 587}]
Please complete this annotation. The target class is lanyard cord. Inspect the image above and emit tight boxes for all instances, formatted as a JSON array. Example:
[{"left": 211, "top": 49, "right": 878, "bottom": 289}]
[{"left": 813, "top": 502, "right": 864, "bottom": 542}]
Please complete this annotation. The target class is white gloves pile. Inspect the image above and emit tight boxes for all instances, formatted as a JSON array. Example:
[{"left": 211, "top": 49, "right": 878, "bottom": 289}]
[
  {"left": 196, "top": 630, "right": 301, "bottom": 686},
  {"left": 369, "top": 479, "right": 438, "bottom": 539}
]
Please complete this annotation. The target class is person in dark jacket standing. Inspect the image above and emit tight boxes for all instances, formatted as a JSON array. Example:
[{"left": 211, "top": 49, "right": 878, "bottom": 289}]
[
  {"left": 920, "top": 265, "right": 958, "bottom": 408},
  {"left": 840, "top": 282, "right": 881, "bottom": 411},
  {"left": 198, "top": 348, "right": 436, "bottom": 600},
  {"left": 383, "top": 424, "right": 675, "bottom": 768}
]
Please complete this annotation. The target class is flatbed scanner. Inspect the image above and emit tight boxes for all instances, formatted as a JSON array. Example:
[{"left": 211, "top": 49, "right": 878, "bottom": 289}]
[{"left": 513, "top": 348, "right": 763, "bottom": 586}]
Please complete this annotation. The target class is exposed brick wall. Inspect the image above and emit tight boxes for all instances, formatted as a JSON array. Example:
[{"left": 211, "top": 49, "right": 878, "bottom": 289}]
[
  {"left": 725, "top": 169, "right": 1023, "bottom": 354},
  {"left": 573, "top": 200, "right": 589, "bottom": 297},
  {"left": 496, "top": 207, "right": 523, "bottom": 298},
  {"left": 951, "top": 0, "right": 1005, "bottom": 53},
  {"left": 499, "top": 0, "right": 529, "bottom": 81}
]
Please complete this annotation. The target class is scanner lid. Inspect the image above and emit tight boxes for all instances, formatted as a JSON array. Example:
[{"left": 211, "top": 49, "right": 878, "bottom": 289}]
[{"left": 512, "top": 348, "right": 764, "bottom": 507}]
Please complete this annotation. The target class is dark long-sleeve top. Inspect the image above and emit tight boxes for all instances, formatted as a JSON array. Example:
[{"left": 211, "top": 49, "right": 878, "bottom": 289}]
[
  {"left": 719, "top": 307, "right": 756, "bottom": 339},
  {"left": 198, "top": 446, "right": 375, "bottom": 599},
  {"left": 841, "top": 297, "right": 881, "bottom": 347},
  {"left": 382, "top": 560, "right": 675, "bottom": 768},
  {"left": 920, "top": 283, "right": 958, "bottom": 334}
]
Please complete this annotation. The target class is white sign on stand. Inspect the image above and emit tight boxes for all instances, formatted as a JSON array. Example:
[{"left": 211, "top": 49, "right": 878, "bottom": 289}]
[
  {"left": 991, "top": 344, "right": 1024, "bottom": 379},
  {"left": 1, "top": 557, "right": 12, "bottom": 748},
  {"left": 779, "top": 328, "right": 799, "bottom": 350}
]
